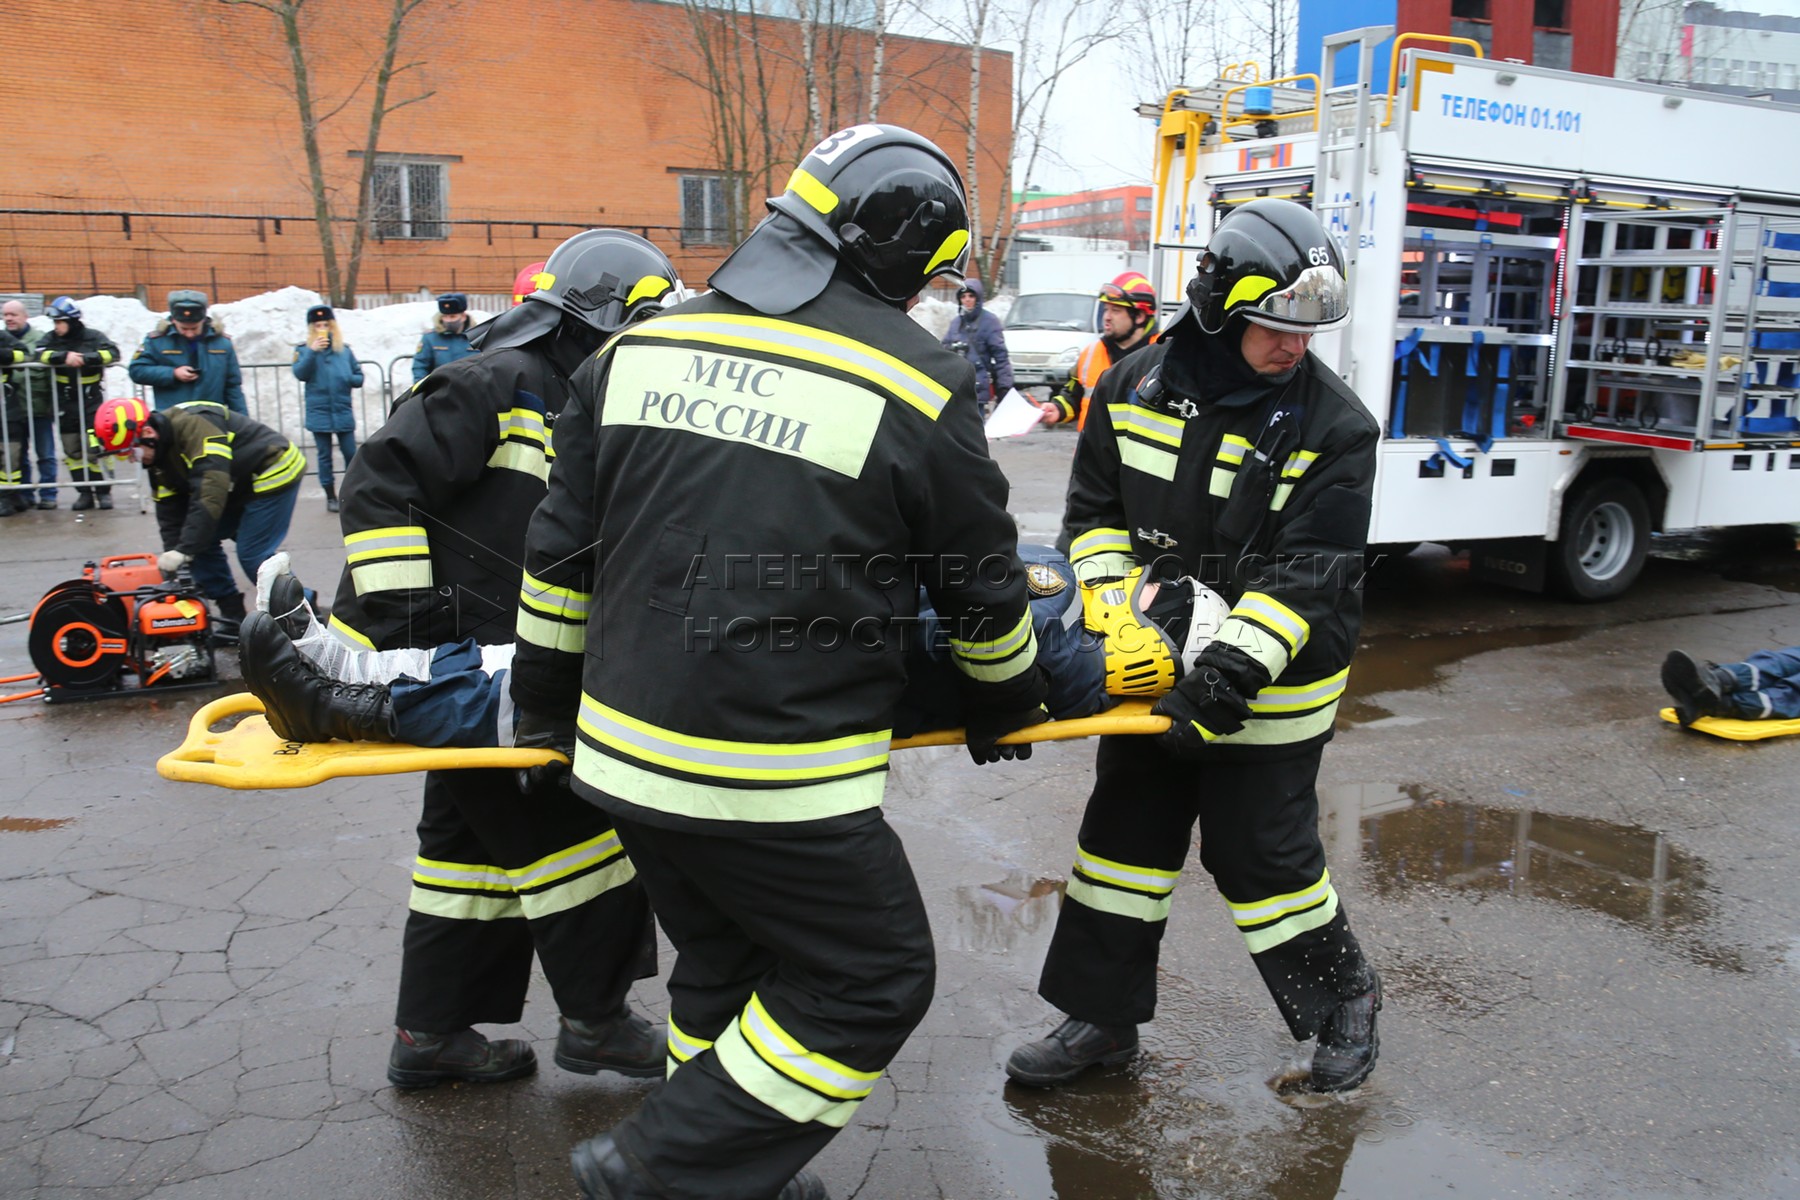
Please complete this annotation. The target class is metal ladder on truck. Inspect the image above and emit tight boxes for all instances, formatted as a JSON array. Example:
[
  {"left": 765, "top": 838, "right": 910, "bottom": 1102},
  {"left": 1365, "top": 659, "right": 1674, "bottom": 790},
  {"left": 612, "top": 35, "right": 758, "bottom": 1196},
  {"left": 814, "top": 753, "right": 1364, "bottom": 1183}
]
[{"left": 1309, "top": 25, "right": 1392, "bottom": 382}]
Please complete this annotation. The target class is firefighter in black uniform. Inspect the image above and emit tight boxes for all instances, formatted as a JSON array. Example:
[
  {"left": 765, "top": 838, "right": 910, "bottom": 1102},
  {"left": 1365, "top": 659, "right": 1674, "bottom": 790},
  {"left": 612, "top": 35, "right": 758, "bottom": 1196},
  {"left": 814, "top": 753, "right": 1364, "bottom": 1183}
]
[
  {"left": 326, "top": 229, "right": 680, "bottom": 1089},
  {"left": 1006, "top": 199, "right": 1384, "bottom": 1094},
  {"left": 507, "top": 126, "right": 1048, "bottom": 1200}
]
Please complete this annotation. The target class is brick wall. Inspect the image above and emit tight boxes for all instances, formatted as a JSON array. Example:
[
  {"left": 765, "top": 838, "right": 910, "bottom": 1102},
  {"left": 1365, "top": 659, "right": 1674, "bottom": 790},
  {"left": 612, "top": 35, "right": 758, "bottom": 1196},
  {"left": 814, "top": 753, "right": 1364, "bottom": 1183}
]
[{"left": 0, "top": 0, "right": 1012, "bottom": 302}]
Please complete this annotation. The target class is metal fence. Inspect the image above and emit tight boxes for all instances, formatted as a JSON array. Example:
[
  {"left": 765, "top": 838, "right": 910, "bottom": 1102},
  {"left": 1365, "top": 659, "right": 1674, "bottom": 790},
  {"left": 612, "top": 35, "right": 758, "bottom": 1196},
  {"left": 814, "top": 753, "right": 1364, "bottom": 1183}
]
[{"left": 1, "top": 359, "right": 416, "bottom": 511}]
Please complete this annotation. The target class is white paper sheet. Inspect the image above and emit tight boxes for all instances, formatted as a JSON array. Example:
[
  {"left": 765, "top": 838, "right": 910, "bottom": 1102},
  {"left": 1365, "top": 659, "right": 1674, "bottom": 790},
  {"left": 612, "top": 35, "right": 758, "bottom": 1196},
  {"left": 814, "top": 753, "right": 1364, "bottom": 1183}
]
[{"left": 983, "top": 388, "right": 1046, "bottom": 439}]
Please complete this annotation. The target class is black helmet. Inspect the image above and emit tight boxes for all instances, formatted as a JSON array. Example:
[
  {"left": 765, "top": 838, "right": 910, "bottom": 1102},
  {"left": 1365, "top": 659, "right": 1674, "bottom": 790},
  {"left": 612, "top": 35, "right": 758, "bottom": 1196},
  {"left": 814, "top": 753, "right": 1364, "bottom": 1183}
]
[
  {"left": 473, "top": 229, "right": 685, "bottom": 352},
  {"left": 1185, "top": 199, "right": 1348, "bottom": 335},
  {"left": 712, "top": 124, "right": 970, "bottom": 314}
]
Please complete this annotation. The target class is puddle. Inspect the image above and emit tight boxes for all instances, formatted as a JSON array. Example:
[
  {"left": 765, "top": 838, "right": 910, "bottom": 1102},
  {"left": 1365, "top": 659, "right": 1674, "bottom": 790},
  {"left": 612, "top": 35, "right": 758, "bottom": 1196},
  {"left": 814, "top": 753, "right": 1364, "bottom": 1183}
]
[
  {"left": 943, "top": 870, "right": 1065, "bottom": 954},
  {"left": 1338, "top": 626, "right": 1585, "bottom": 726},
  {"left": 0, "top": 816, "right": 72, "bottom": 832},
  {"left": 1324, "top": 784, "right": 1740, "bottom": 971}
]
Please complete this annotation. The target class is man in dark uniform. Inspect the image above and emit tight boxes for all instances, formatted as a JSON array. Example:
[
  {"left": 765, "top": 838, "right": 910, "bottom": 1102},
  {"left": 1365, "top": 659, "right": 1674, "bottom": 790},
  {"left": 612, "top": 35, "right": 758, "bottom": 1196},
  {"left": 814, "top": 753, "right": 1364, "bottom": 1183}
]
[
  {"left": 37, "top": 297, "right": 120, "bottom": 510},
  {"left": 508, "top": 126, "right": 1048, "bottom": 1200},
  {"left": 1006, "top": 199, "right": 1385, "bottom": 1095},
  {"left": 328, "top": 229, "right": 683, "bottom": 1089}
]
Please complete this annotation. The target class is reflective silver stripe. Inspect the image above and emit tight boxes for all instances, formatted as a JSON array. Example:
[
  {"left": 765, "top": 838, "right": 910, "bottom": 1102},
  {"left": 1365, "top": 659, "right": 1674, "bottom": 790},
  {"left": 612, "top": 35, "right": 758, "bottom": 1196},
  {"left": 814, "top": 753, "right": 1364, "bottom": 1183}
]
[
  {"left": 1228, "top": 870, "right": 1332, "bottom": 927},
  {"left": 521, "top": 571, "right": 591, "bottom": 619},
  {"left": 1069, "top": 527, "right": 1133, "bottom": 562},
  {"left": 1217, "top": 435, "right": 1252, "bottom": 463},
  {"left": 740, "top": 993, "right": 880, "bottom": 1100},
  {"left": 497, "top": 407, "right": 547, "bottom": 442},
  {"left": 578, "top": 694, "right": 890, "bottom": 781},
  {"left": 575, "top": 742, "right": 886, "bottom": 824},
  {"left": 624, "top": 313, "right": 950, "bottom": 420},
  {"left": 949, "top": 607, "right": 1032, "bottom": 661},
  {"left": 1249, "top": 669, "right": 1348, "bottom": 713},
  {"left": 517, "top": 856, "right": 637, "bottom": 920},
  {"left": 952, "top": 626, "right": 1038, "bottom": 683},
  {"left": 413, "top": 858, "right": 514, "bottom": 892},
  {"left": 1242, "top": 889, "right": 1339, "bottom": 954},
  {"left": 1075, "top": 846, "right": 1178, "bottom": 895},
  {"left": 1109, "top": 404, "right": 1184, "bottom": 447},
  {"left": 510, "top": 830, "right": 622, "bottom": 891},
  {"left": 668, "top": 1017, "right": 714, "bottom": 1063},
  {"left": 344, "top": 527, "right": 429, "bottom": 563},
  {"left": 713, "top": 1015, "right": 861, "bottom": 1127}
]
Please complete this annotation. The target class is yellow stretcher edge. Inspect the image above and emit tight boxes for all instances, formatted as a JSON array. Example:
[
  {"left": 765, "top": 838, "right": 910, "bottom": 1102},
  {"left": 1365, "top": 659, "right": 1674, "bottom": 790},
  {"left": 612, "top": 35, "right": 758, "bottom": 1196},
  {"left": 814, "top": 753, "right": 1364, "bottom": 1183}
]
[
  {"left": 158, "top": 693, "right": 1174, "bottom": 790},
  {"left": 1657, "top": 706, "right": 1800, "bottom": 741}
]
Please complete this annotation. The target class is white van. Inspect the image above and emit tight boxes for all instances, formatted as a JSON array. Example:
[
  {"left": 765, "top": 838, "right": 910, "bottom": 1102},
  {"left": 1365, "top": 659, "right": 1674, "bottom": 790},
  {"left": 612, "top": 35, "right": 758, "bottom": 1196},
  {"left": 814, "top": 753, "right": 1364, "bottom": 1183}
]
[{"left": 1002, "top": 291, "right": 1101, "bottom": 389}]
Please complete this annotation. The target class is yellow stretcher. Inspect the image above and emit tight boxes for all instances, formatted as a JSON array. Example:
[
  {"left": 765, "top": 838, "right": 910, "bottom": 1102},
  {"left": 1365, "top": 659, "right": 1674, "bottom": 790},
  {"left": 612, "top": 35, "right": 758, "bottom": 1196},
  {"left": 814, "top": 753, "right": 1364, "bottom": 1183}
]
[
  {"left": 158, "top": 693, "right": 1174, "bottom": 790},
  {"left": 1657, "top": 707, "right": 1800, "bottom": 742}
]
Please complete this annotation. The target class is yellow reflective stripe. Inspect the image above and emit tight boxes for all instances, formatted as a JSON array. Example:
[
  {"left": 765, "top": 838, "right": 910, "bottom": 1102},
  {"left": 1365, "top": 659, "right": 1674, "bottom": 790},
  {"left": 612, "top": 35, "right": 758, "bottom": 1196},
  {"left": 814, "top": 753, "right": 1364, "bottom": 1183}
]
[
  {"left": 713, "top": 1016, "right": 861, "bottom": 1128},
  {"left": 520, "top": 570, "right": 591, "bottom": 619},
  {"left": 153, "top": 485, "right": 178, "bottom": 500},
  {"left": 1069, "top": 527, "right": 1133, "bottom": 562},
  {"left": 668, "top": 1016, "right": 714, "bottom": 1064},
  {"left": 1242, "top": 888, "right": 1339, "bottom": 954},
  {"left": 787, "top": 167, "right": 839, "bottom": 213},
  {"left": 1283, "top": 449, "right": 1320, "bottom": 478},
  {"left": 949, "top": 607, "right": 1032, "bottom": 661},
  {"left": 924, "top": 228, "right": 970, "bottom": 274},
  {"left": 1119, "top": 438, "right": 1179, "bottom": 481},
  {"left": 253, "top": 444, "right": 306, "bottom": 492},
  {"left": 510, "top": 830, "right": 623, "bottom": 891},
  {"left": 626, "top": 275, "right": 672, "bottom": 307},
  {"left": 1233, "top": 592, "right": 1309, "bottom": 653},
  {"left": 352, "top": 560, "right": 433, "bottom": 595},
  {"left": 1224, "top": 273, "right": 1279, "bottom": 310},
  {"left": 1249, "top": 669, "right": 1348, "bottom": 713},
  {"left": 742, "top": 993, "right": 880, "bottom": 1100},
  {"left": 1228, "top": 869, "right": 1332, "bottom": 927},
  {"left": 516, "top": 608, "right": 586, "bottom": 653},
  {"left": 1209, "top": 465, "right": 1236, "bottom": 499},
  {"left": 414, "top": 856, "right": 514, "bottom": 893},
  {"left": 1209, "top": 701, "right": 1340, "bottom": 746},
  {"left": 952, "top": 626, "right": 1038, "bottom": 683},
  {"left": 1075, "top": 846, "right": 1178, "bottom": 895},
  {"left": 1217, "top": 434, "right": 1252, "bottom": 464},
  {"left": 623, "top": 313, "right": 950, "bottom": 420},
  {"left": 407, "top": 886, "right": 524, "bottom": 921},
  {"left": 575, "top": 742, "right": 886, "bottom": 824},
  {"left": 487, "top": 439, "right": 552, "bottom": 482},
  {"left": 518, "top": 854, "right": 637, "bottom": 920},
  {"left": 496, "top": 407, "right": 547, "bottom": 443},
  {"left": 1071, "top": 552, "right": 1137, "bottom": 584},
  {"left": 327, "top": 614, "right": 375, "bottom": 649},
  {"left": 1066, "top": 876, "right": 1172, "bottom": 923},
  {"left": 578, "top": 695, "right": 890, "bottom": 782},
  {"left": 344, "top": 526, "right": 429, "bottom": 561},
  {"left": 1109, "top": 404, "right": 1184, "bottom": 448}
]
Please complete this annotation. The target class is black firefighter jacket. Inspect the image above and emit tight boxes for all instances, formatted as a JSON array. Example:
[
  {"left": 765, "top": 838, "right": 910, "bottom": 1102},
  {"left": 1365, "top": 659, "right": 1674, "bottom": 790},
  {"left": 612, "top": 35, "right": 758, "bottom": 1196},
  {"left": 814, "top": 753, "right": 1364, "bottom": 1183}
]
[
  {"left": 330, "top": 343, "right": 574, "bottom": 651},
  {"left": 507, "top": 277, "right": 1045, "bottom": 837},
  {"left": 149, "top": 403, "right": 306, "bottom": 558},
  {"left": 1058, "top": 334, "right": 1380, "bottom": 755}
]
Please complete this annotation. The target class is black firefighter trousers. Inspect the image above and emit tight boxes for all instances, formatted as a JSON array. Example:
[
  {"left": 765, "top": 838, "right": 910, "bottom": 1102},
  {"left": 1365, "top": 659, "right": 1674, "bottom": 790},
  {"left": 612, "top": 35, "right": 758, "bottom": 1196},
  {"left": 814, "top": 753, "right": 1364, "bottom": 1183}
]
[
  {"left": 603, "top": 811, "right": 935, "bottom": 1200},
  {"left": 1039, "top": 736, "right": 1374, "bottom": 1040},
  {"left": 396, "top": 767, "right": 657, "bottom": 1031}
]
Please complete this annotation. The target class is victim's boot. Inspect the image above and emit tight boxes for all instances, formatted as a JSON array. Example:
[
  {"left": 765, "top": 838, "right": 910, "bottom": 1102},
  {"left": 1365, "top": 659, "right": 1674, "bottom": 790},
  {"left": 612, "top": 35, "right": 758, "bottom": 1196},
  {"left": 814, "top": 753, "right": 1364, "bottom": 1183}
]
[
  {"left": 238, "top": 612, "right": 395, "bottom": 743},
  {"left": 1660, "top": 650, "right": 1738, "bottom": 726}
]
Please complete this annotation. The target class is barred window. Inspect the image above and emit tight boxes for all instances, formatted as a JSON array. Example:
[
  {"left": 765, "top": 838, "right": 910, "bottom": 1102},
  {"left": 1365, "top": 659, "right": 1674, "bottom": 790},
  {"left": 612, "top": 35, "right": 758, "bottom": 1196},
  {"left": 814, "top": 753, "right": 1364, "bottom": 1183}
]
[
  {"left": 370, "top": 159, "right": 448, "bottom": 240},
  {"left": 680, "top": 174, "right": 736, "bottom": 245}
]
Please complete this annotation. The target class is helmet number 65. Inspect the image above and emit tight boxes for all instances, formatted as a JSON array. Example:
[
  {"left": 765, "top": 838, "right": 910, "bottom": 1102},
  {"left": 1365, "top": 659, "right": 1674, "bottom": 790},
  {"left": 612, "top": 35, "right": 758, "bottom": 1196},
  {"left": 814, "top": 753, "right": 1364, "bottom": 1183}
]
[{"left": 1307, "top": 245, "right": 1332, "bottom": 266}]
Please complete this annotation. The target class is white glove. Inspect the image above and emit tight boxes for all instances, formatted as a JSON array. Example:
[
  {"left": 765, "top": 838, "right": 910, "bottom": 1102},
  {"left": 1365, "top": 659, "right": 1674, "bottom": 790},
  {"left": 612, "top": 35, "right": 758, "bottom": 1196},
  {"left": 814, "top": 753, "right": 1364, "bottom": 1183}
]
[{"left": 159, "top": 550, "right": 191, "bottom": 577}]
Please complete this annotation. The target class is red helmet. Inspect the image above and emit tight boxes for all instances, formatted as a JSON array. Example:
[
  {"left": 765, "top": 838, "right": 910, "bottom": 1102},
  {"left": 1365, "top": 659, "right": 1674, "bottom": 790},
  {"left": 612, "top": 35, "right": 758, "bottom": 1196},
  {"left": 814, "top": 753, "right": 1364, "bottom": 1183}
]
[
  {"left": 1099, "top": 271, "right": 1157, "bottom": 321},
  {"left": 512, "top": 261, "right": 550, "bottom": 306},
  {"left": 94, "top": 397, "right": 151, "bottom": 454}
]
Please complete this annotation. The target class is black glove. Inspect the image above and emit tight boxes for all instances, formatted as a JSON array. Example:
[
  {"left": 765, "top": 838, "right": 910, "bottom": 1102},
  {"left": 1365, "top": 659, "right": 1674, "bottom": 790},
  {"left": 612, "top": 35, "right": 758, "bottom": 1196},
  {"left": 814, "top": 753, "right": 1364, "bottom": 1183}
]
[
  {"left": 964, "top": 703, "right": 1048, "bottom": 766},
  {"left": 513, "top": 707, "right": 577, "bottom": 794},
  {"left": 1150, "top": 645, "right": 1267, "bottom": 759}
]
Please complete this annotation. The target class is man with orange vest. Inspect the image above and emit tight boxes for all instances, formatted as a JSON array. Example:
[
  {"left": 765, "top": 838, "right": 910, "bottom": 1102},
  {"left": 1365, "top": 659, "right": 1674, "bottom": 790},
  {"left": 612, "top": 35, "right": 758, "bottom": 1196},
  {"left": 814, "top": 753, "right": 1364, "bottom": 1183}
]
[{"left": 1038, "top": 271, "right": 1159, "bottom": 430}]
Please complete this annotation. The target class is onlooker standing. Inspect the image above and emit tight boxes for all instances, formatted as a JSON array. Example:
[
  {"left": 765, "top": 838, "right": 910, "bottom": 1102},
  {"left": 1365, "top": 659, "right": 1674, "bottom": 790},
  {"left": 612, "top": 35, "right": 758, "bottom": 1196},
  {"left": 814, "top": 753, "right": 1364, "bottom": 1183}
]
[
  {"left": 2, "top": 301, "right": 53, "bottom": 509},
  {"left": 291, "top": 303, "right": 362, "bottom": 513},
  {"left": 411, "top": 292, "right": 478, "bottom": 382},
  {"left": 0, "top": 324, "right": 27, "bottom": 516},
  {"left": 37, "top": 297, "right": 120, "bottom": 510},
  {"left": 940, "top": 277, "right": 1014, "bottom": 414},
  {"left": 128, "top": 289, "right": 247, "bottom": 414}
]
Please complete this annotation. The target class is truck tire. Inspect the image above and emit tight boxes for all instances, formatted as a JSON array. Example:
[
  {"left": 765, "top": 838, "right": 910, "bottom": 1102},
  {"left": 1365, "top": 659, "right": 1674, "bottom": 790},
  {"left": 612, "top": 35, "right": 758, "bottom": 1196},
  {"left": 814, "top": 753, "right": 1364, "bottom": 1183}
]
[{"left": 1550, "top": 478, "right": 1650, "bottom": 601}]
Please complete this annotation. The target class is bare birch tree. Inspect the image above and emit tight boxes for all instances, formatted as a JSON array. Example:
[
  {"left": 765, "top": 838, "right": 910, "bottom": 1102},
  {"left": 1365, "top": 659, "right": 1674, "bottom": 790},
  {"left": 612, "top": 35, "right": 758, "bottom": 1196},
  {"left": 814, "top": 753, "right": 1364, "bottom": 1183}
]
[{"left": 215, "top": 0, "right": 438, "bottom": 304}]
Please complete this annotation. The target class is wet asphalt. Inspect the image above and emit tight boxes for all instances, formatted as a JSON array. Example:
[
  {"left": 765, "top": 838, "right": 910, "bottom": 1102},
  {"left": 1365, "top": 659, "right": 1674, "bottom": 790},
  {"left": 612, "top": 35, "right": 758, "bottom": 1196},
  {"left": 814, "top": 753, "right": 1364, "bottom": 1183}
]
[{"left": 2, "top": 432, "right": 1798, "bottom": 1199}]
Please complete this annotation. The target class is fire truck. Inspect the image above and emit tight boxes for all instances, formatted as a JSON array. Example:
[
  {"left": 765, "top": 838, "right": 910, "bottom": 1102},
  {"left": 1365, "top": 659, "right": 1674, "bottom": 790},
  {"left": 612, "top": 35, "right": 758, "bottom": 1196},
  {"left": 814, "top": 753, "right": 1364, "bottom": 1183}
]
[{"left": 1143, "top": 27, "right": 1800, "bottom": 598}]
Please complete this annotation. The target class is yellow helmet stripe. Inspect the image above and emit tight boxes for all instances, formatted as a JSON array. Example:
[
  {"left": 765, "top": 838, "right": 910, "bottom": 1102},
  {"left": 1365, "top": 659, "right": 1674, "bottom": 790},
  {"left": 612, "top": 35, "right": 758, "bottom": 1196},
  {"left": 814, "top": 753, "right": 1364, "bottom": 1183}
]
[
  {"left": 1224, "top": 273, "right": 1279, "bottom": 311},
  {"left": 625, "top": 275, "right": 673, "bottom": 308},
  {"left": 924, "top": 228, "right": 970, "bottom": 274},
  {"left": 787, "top": 168, "right": 839, "bottom": 214}
]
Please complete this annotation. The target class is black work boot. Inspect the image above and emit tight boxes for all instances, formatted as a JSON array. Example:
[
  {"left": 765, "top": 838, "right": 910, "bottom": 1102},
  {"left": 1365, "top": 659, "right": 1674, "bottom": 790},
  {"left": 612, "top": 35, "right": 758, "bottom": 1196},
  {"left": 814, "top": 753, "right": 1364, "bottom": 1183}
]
[
  {"left": 1005, "top": 1015, "right": 1139, "bottom": 1087},
  {"left": 1307, "top": 974, "right": 1382, "bottom": 1093},
  {"left": 96, "top": 489, "right": 113, "bottom": 510},
  {"left": 239, "top": 612, "right": 394, "bottom": 743},
  {"left": 70, "top": 489, "right": 95, "bottom": 511},
  {"left": 571, "top": 1131, "right": 830, "bottom": 1200},
  {"left": 387, "top": 1027, "right": 537, "bottom": 1089},
  {"left": 555, "top": 1008, "right": 664, "bottom": 1077},
  {"left": 1661, "top": 650, "right": 1737, "bottom": 726},
  {"left": 266, "top": 569, "right": 313, "bottom": 643}
]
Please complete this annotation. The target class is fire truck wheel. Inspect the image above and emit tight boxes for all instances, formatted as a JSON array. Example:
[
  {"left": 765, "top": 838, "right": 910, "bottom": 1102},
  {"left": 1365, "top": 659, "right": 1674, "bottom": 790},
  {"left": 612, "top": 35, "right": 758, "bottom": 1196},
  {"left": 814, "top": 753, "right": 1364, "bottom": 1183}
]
[{"left": 1551, "top": 478, "right": 1650, "bottom": 602}]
